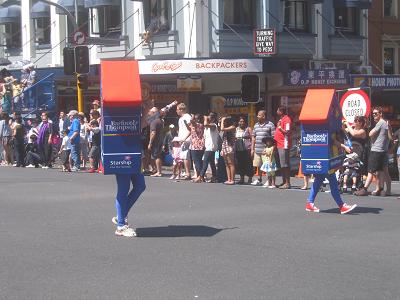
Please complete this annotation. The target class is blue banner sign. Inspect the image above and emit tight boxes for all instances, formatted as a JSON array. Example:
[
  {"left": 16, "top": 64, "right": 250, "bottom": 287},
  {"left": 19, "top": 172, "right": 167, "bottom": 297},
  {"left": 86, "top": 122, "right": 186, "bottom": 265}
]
[
  {"left": 301, "top": 159, "right": 328, "bottom": 174},
  {"left": 103, "top": 115, "right": 141, "bottom": 136},
  {"left": 287, "top": 69, "right": 349, "bottom": 86},
  {"left": 350, "top": 75, "right": 400, "bottom": 89},
  {"left": 302, "top": 132, "right": 329, "bottom": 145}
]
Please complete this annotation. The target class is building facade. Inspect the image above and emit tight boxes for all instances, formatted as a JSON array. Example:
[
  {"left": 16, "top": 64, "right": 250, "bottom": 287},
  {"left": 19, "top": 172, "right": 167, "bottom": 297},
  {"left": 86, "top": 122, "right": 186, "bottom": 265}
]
[{"left": 0, "top": 0, "right": 372, "bottom": 131}]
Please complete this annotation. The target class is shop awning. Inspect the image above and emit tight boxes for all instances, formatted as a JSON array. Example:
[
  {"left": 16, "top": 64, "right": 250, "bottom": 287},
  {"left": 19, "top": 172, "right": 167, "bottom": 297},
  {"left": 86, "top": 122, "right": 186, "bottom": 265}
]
[
  {"left": 84, "top": 0, "right": 120, "bottom": 8},
  {"left": 56, "top": 0, "right": 86, "bottom": 14},
  {"left": 0, "top": 5, "right": 21, "bottom": 24},
  {"left": 31, "top": 2, "right": 50, "bottom": 19},
  {"left": 334, "top": 0, "right": 372, "bottom": 9}
]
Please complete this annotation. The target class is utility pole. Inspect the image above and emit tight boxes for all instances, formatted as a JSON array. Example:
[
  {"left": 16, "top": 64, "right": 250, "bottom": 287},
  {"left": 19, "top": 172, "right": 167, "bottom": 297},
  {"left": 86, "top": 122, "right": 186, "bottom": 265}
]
[{"left": 74, "top": 0, "right": 84, "bottom": 112}]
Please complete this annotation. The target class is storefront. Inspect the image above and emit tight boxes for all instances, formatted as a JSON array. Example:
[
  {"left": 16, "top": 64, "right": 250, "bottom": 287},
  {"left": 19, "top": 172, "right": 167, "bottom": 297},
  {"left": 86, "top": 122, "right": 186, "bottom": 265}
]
[
  {"left": 351, "top": 74, "right": 400, "bottom": 129},
  {"left": 269, "top": 69, "right": 351, "bottom": 146},
  {"left": 138, "top": 58, "right": 265, "bottom": 126}
]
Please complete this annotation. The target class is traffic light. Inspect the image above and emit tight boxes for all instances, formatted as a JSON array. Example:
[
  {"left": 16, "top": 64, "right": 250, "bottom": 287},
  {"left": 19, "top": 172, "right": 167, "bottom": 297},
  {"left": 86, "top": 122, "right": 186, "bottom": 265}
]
[
  {"left": 77, "top": 74, "right": 88, "bottom": 90},
  {"left": 63, "top": 47, "right": 75, "bottom": 75},
  {"left": 241, "top": 75, "right": 260, "bottom": 103},
  {"left": 74, "top": 45, "right": 89, "bottom": 74}
]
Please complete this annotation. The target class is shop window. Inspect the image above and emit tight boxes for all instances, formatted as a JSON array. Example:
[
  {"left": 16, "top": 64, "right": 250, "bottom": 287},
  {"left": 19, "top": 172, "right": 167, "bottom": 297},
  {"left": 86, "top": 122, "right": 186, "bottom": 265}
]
[
  {"left": 34, "top": 17, "right": 51, "bottom": 45},
  {"left": 384, "top": 47, "right": 396, "bottom": 74},
  {"left": 334, "top": 7, "right": 358, "bottom": 34},
  {"left": 144, "top": 0, "right": 170, "bottom": 34},
  {"left": 384, "top": 0, "right": 398, "bottom": 18},
  {"left": 2, "top": 22, "right": 21, "bottom": 49},
  {"left": 90, "top": 5, "right": 121, "bottom": 38},
  {"left": 282, "top": 1, "right": 309, "bottom": 32},
  {"left": 223, "top": 0, "right": 255, "bottom": 29}
]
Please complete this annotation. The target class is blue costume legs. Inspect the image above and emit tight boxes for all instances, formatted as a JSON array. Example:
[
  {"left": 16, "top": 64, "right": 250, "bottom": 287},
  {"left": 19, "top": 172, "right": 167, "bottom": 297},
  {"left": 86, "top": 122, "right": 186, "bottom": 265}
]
[
  {"left": 115, "top": 173, "right": 146, "bottom": 227},
  {"left": 307, "top": 173, "right": 344, "bottom": 207}
]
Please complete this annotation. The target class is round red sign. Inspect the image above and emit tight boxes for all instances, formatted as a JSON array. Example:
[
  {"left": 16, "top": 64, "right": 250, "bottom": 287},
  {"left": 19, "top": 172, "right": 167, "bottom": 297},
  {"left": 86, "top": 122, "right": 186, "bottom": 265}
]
[{"left": 340, "top": 89, "right": 371, "bottom": 124}]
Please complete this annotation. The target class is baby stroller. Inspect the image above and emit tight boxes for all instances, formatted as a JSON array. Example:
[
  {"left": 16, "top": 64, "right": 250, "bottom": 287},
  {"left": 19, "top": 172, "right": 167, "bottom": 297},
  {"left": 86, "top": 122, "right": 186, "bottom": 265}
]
[{"left": 338, "top": 152, "right": 364, "bottom": 193}]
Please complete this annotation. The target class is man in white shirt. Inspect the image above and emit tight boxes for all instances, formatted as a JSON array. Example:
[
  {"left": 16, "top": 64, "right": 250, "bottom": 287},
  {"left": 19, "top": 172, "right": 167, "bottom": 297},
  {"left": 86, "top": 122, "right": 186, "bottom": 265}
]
[{"left": 176, "top": 103, "right": 192, "bottom": 179}]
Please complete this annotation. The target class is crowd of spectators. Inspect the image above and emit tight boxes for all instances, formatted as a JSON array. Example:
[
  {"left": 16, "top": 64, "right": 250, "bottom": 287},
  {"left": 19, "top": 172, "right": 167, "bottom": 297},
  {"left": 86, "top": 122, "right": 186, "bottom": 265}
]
[{"left": 0, "top": 97, "right": 398, "bottom": 200}]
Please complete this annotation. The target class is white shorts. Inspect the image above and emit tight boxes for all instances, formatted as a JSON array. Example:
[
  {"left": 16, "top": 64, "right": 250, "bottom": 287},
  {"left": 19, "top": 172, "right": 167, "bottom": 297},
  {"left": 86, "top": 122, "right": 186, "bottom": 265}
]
[{"left": 179, "top": 141, "right": 191, "bottom": 160}]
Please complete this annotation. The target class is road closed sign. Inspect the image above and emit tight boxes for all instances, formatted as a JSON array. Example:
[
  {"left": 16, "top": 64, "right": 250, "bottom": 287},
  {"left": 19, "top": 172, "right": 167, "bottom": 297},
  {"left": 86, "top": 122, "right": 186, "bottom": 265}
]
[{"left": 339, "top": 89, "right": 371, "bottom": 124}]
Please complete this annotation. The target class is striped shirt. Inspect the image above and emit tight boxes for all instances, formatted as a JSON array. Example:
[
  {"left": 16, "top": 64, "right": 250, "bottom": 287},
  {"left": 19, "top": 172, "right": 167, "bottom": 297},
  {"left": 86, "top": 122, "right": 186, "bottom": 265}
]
[{"left": 253, "top": 121, "right": 275, "bottom": 154}]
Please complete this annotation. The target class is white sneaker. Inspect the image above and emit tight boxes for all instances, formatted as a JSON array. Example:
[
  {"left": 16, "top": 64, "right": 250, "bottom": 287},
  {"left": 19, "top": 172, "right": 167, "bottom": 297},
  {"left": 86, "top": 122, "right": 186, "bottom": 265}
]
[
  {"left": 26, "top": 164, "right": 35, "bottom": 168},
  {"left": 263, "top": 182, "right": 270, "bottom": 188},
  {"left": 268, "top": 185, "right": 276, "bottom": 189},
  {"left": 251, "top": 179, "right": 261, "bottom": 186},
  {"left": 115, "top": 225, "right": 137, "bottom": 237},
  {"left": 42, "top": 166, "right": 49, "bottom": 169},
  {"left": 112, "top": 216, "right": 128, "bottom": 225}
]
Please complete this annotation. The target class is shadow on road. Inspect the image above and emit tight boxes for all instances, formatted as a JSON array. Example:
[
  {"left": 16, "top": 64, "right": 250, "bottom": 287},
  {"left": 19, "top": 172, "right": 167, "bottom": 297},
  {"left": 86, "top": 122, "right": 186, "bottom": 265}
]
[
  {"left": 136, "top": 225, "right": 237, "bottom": 238},
  {"left": 320, "top": 206, "right": 383, "bottom": 214}
]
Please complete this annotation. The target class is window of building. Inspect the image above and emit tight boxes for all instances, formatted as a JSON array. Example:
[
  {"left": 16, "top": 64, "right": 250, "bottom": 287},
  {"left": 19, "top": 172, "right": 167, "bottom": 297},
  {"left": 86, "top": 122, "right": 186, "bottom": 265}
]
[
  {"left": 282, "top": 1, "right": 308, "bottom": 32},
  {"left": 2, "top": 22, "right": 21, "bottom": 49},
  {"left": 384, "top": 0, "right": 398, "bottom": 17},
  {"left": 223, "top": 0, "right": 255, "bottom": 29},
  {"left": 90, "top": 5, "right": 121, "bottom": 38},
  {"left": 384, "top": 47, "right": 396, "bottom": 74},
  {"left": 334, "top": 7, "right": 357, "bottom": 34},
  {"left": 144, "top": 0, "right": 170, "bottom": 34},
  {"left": 34, "top": 17, "right": 51, "bottom": 45}
]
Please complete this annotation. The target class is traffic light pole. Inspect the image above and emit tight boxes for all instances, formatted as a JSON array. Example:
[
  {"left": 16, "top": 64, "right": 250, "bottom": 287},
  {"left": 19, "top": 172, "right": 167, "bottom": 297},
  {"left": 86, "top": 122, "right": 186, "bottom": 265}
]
[{"left": 77, "top": 75, "right": 84, "bottom": 112}]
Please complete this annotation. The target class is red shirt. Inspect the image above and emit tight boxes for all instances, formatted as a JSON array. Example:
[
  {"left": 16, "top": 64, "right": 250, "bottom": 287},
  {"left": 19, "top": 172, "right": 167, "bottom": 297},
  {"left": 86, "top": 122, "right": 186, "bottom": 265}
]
[{"left": 274, "top": 115, "right": 292, "bottom": 149}]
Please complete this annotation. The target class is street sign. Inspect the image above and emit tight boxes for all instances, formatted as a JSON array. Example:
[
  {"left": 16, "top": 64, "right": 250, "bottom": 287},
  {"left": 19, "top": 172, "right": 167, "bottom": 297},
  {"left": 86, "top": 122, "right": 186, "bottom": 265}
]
[
  {"left": 73, "top": 30, "right": 86, "bottom": 45},
  {"left": 339, "top": 88, "right": 371, "bottom": 124},
  {"left": 253, "top": 28, "right": 276, "bottom": 55}
]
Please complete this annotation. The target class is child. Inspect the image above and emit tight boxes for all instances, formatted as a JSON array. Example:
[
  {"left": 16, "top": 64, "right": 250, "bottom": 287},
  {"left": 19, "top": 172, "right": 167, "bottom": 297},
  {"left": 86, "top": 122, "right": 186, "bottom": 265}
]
[
  {"left": 342, "top": 152, "right": 362, "bottom": 192},
  {"left": 25, "top": 135, "right": 41, "bottom": 168},
  {"left": 170, "top": 137, "right": 183, "bottom": 180},
  {"left": 260, "top": 137, "right": 278, "bottom": 188},
  {"left": 58, "top": 129, "right": 71, "bottom": 172}
]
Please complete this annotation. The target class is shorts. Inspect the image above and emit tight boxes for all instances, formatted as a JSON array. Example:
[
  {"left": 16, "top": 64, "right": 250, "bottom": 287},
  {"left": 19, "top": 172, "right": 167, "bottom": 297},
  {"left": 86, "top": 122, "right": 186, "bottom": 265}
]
[
  {"left": 223, "top": 152, "right": 235, "bottom": 165},
  {"left": 61, "top": 149, "right": 71, "bottom": 165},
  {"left": 253, "top": 153, "right": 263, "bottom": 168},
  {"left": 150, "top": 144, "right": 163, "bottom": 160},
  {"left": 278, "top": 148, "right": 290, "bottom": 168},
  {"left": 368, "top": 151, "right": 386, "bottom": 173},
  {"left": 89, "top": 145, "right": 100, "bottom": 160},
  {"left": 179, "top": 141, "right": 191, "bottom": 160},
  {"left": 344, "top": 168, "right": 358, "bottom": 178}
]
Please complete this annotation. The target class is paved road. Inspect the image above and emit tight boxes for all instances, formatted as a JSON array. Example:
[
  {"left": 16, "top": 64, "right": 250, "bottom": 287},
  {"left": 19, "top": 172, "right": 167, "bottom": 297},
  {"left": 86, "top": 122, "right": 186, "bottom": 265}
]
[{"left": 1, "top": 167, "right": 400, "bottom": 299}]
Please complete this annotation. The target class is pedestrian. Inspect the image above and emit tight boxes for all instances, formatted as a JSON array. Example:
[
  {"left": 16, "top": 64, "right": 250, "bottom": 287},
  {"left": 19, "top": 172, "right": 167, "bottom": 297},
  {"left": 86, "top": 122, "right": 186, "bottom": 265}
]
[
  {"left": 355, "top": 107, "right": 390, "bottom": 196},
  {"left": 170, "top": 137, "right": 183, "bottom": 180},
  {"left": 147, "top": 107, "right": 164, "bottom": 177},
  {"left": 0, "top": 112, "right": 12, "bottom": 165},
  {"left": 78, "top": 113, "right": 89, "bottom": 169},
  {"left": 194, "top": 112, "right": 219, "bottom": 183},
  {"left": 12, "top": 115, "right": 25, "bottom": 167},
  {"left": 67, "top": 110, "right": 81, "bottom": 171},
  {"left": 37, "top": 112, "right": 53, "bottom": 169},
  {"left": 183, "top": 114, "right": 204, "bottom": 180},
  {"left": 235, "top": 116, "right": 253, "bottom": 184},
  {"left": 176, "top": 103, "right": 192, "bottom": 180},
  {"left": 87, "top": 118, "right": 101, "bottom": 173},
  {"left": 25, "top": 135, "right": 41, "bottom": 168},
  {"left": 220, "top": 116, "right": 236, "bottom": 185},
  {"left": 251, "top": 110, "right": 275, "bottom": 186},
  {"left": 92, "top": 99, "right": 101, "bottom": 115},
  {"left": 58, "top": 129, "right": 71, "bottom": 172},
  {"left": 274, "top": 106, "right": 292, "bottom": 189},
  {"left": 163, "top": 124, "right": 177, "bottom": 155},
  {"left": 305, "top": 133, "right": 358, "bottom": 214},
  {"left": 260, "top": 137, "right": 278, "bottom": 188}
]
